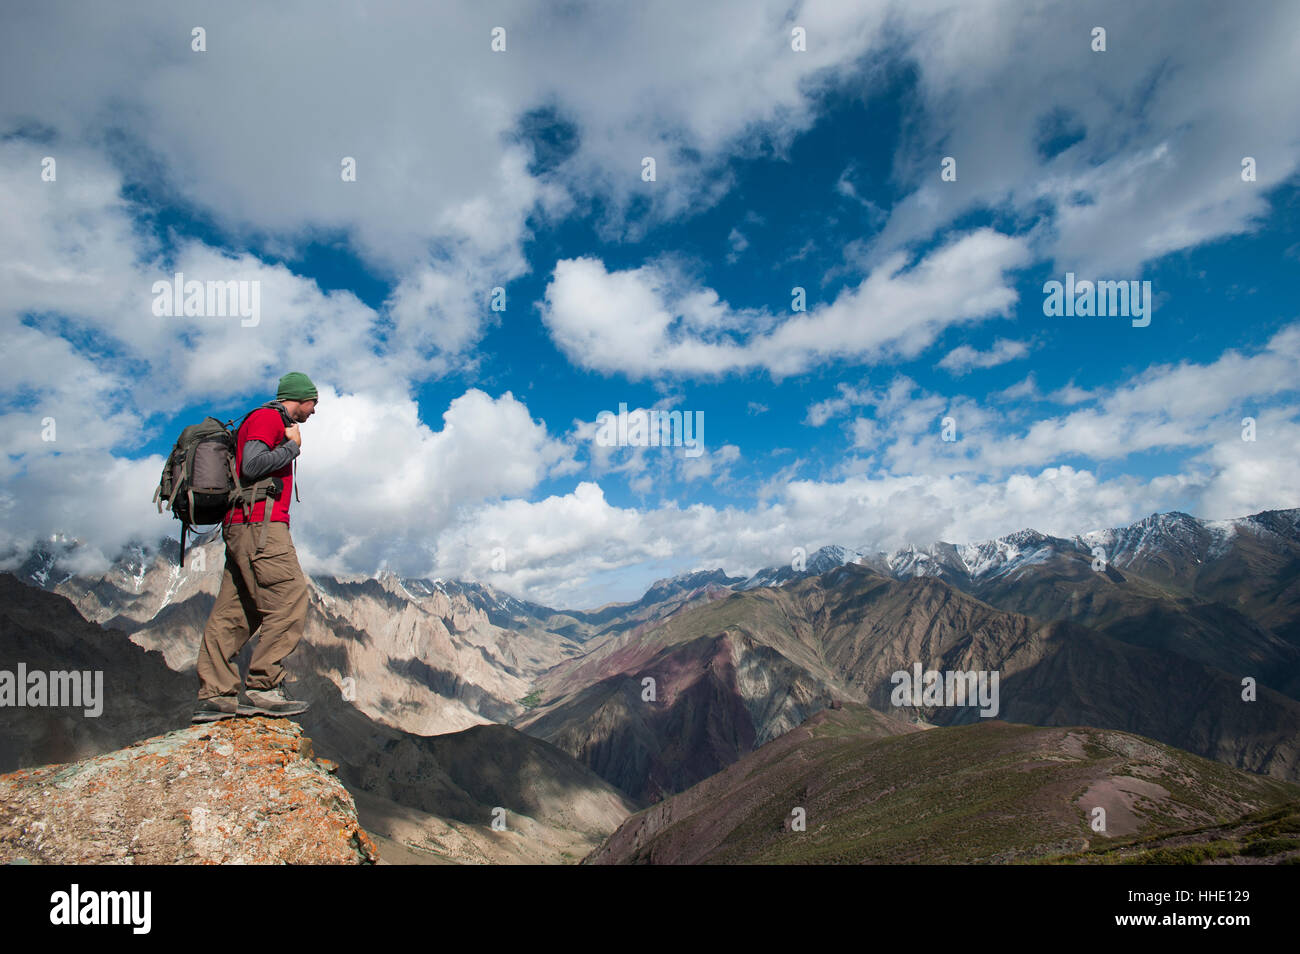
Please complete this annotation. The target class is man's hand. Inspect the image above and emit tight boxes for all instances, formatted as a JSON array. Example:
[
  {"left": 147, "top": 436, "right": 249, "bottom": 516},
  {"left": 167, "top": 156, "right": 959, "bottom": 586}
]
[{"left": 285, "top": 423, "right": 302, "bottom": 447}]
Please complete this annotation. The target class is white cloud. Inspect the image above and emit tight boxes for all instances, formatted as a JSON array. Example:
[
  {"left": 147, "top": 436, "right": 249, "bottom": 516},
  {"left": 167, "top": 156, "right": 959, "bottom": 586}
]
[
  {"left": 680, "top": 443, "right": 742, "bottom": 484},
  {"left": 806, "top": 382, "right": 872, "bottom": 426},
  {"left": 0, "top": 141, "right": 442, "bottom": 419},
  {"left": 993, "top": 373, "right": 1040, "bottom": 402},
  {"left": 1192, "top": 411, "right": 1300, "bottom": 519},
  {"left": 0, "top": 386, "right": 575, "bottom": 585},
  {"left": 421, "top": 462, "right": 1203, "bottom": 607},
  {"left": 566, "top": 401, "right": 727, "bottom": 495},
  {"left": 0, "top": 0, "right": 896, "bottom": 361},
  {"left": 1046, "top": 382, "right": 1096, "bottom": 405},
  {"left": 937, "top": 338, "right": 1030, "bottom": 374},
  {"left": 3, "top": 0, "right": 1293, "bottom": 389},
  {"left": 865, "top": 0, "right": 1300, "bottom": 277},
  {"left": 726, "top": 227, "right": 749, "bottom": 264},
  {"left": 836, "top": 162, "right": 888, "bottom": 226},
  {"left": 542, "top": 228, "right": 1031, "bottom": 378},
  {"left": 852, "top": 326, "right": 1300, "bottom": 479},
  {"left": 289, "top": 387, "right": 574, "bottom": 574}
]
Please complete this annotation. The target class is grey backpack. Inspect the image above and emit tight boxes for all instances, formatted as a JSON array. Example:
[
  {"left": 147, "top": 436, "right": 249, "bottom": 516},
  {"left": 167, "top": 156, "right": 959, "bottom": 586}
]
[{"left": 152, "top": 401, "right": 297, "bottom": 566}]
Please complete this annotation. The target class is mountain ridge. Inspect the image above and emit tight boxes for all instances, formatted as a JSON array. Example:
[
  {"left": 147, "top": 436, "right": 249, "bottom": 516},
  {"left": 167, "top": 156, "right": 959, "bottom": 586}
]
[
  {"left": 584, "top": 703, "right": 1300, "bottom": 865},
  {"left": 10, "top": 507, "right": 1297, "bottom": 615}
]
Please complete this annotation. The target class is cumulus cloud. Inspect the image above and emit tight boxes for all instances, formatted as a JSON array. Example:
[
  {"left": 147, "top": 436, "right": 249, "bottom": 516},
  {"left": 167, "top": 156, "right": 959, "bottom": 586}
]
[
  {"left": 541, "top": 228, "right": 1031, "bottom": 378},
  {"left": 425, "top": 463, "right": 1196, "bottom": 607},
  {"left": 292, "top": 387, "right": 574, "bottom": 573},
  {"left": 0, "top": 141, "right": 436, "bottom": 422},
  {"left": 865, "top": 1, "right": 1300, "bottom": 277},
  {"left": 0, "top": 0, "right": 899, "bottom": 365},
  {"left": 1192, "top": 411, "right": 1300, "bottom": 519},
  {"left": 845, "top": 326, "right": 1300, "bottom": 482},
  {"left": 566, "top": 400, "right": 730, "bottom": 497},
  {"left": 0, "top": 387, "right": 575, "bottom": 584},
  {"left": 5, "top": 0, "right": 1294, "bottom": 383}
]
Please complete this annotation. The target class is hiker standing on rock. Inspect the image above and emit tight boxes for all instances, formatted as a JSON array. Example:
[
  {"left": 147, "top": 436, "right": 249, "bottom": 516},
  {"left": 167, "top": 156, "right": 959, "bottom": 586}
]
[{"left": 192, "top": 372, "right": 318, "bottom": 723}]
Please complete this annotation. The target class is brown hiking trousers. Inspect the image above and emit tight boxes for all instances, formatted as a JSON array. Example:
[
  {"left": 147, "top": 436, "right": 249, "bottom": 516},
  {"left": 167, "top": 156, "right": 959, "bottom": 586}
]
[{"left": 196, "top": 521, "right": 309, "bottom": 699}]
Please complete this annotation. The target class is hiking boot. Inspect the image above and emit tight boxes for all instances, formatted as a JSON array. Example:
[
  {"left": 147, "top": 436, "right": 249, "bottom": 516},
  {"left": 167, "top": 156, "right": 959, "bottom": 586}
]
[
  {"left": 240, "top": 683, "right": 310, "bottom": 718},
  {"left": 192, "top": 695, "right": 240, "bottom": 723}
]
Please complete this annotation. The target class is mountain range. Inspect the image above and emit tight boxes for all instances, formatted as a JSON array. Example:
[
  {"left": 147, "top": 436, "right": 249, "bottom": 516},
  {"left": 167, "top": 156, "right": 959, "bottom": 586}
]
[{"left": 4, "top": 506, "right": 1299, "bottom": 862}]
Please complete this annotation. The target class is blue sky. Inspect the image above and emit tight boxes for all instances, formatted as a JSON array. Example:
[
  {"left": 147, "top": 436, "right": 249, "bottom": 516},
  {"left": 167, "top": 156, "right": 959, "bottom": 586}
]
[{"left": 1, "top": 1, "right": 1298, "bottom": 608}]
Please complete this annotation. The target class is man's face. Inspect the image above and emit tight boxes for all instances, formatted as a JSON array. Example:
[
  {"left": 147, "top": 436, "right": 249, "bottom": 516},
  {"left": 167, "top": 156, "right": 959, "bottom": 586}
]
[{"left": 290, "top": 399, "right": 317, "bottom": 423}]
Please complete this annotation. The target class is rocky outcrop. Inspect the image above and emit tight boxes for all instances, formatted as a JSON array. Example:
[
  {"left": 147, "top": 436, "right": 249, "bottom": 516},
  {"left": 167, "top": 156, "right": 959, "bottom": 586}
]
[{"left": 0, "top": 718, "right": 378, "bottom": 865}]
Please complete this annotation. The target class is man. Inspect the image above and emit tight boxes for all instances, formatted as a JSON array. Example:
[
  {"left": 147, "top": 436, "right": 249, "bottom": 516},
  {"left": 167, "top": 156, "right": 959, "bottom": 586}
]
[{"left": 192, "top": 371, "right": 318, "bottom": 723}]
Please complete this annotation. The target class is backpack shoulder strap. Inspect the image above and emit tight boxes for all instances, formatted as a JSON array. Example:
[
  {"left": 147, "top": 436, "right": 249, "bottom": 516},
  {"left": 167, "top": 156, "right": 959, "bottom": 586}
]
[
  {"left": 227, "top": 401, "right": 297, "bottom": 547},
  {"left": 232, "top": 401, "right": 281, "bottom": 437},
  {"left": 261, "top": 401, "right": 300, "bottom": 501}
]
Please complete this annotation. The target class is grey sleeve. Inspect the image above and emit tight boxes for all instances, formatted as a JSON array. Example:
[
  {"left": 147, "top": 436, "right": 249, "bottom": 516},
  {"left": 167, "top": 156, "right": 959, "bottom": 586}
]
[{"left": 241, "top": 438, "right": 300, "bottom": 481}]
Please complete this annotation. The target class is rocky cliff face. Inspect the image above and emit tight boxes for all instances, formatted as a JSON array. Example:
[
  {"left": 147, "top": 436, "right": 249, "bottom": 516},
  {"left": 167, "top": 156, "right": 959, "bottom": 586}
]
[
  {"left": 518, "top": 628, "right": 844, "bottom": 804},
  {"left": 521, "top": 562, "right": 1300, "bottom": 805},
  {"left": 14, "top": 530, "right": 755, "bottom": 744},
  {"left": 22, "top": 531, "right": 588, "bottom": 738},
  {"left": 0, "top": 718, "right": 378, "bottom": 865}
]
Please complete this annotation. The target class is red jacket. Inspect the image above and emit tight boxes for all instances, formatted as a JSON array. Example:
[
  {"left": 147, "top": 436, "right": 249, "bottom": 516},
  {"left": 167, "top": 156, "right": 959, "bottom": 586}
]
[{"left": 224, "top": 406, "right": 297, "bottom": 527}]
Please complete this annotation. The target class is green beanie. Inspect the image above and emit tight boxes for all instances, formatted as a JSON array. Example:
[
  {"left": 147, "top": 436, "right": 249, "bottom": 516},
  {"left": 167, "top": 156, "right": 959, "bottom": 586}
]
[{"left": 276, "top": 371, "right": 318, "bottom": 402}]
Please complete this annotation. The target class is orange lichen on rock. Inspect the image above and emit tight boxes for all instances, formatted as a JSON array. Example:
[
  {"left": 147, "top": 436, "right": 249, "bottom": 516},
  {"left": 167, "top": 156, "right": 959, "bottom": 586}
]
[{"left": 0, "top": 718, "right": 378, "bottom": 865}]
